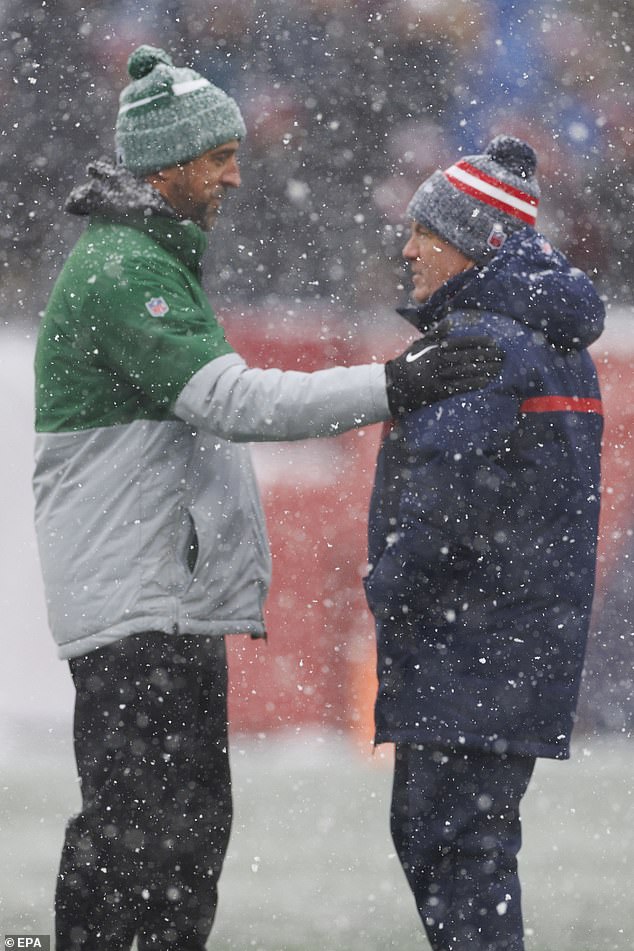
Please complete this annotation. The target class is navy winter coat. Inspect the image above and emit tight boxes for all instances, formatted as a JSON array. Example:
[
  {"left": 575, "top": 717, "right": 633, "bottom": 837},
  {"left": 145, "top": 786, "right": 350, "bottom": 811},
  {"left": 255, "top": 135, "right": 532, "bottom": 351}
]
[{"left": 364, "top": 229, "right": 604, "bottom": 760}]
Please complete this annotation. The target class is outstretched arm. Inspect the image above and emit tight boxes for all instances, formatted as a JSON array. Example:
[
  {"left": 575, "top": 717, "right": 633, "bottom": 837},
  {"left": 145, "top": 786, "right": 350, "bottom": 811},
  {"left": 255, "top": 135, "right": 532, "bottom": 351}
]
[
  {"left": 97, "top": 258, "right": 502, "bottom": 441},
  {"left": 174, "top": 333, "right": 502, "bottom": 442}
]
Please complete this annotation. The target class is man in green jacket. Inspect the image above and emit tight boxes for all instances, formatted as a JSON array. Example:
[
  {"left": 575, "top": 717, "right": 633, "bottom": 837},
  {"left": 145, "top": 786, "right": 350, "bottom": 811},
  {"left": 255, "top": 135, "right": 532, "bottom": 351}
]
[{"left": 34, "top": 45, "right": 500, "bottom": 950}]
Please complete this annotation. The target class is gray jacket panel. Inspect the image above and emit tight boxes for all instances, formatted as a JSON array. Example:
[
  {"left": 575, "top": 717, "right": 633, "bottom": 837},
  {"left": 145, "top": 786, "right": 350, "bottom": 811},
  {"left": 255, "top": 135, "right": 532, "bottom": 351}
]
[
  {"left": 34, "top": 418, "right": 270, "bottom": 658},
  {"left": 34, "top": 353, "right": 390, "bottom": 659}
]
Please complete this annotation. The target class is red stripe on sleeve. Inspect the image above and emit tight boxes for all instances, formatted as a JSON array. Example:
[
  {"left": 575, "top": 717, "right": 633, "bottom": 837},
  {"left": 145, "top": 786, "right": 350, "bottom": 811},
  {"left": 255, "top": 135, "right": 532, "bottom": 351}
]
[{"left": 520, "top": 396, "right": 603, "bottom": 415}]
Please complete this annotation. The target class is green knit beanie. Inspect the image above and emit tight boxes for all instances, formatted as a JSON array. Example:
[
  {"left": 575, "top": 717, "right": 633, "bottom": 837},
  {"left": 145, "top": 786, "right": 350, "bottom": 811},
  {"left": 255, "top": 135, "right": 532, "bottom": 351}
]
[{"left": 115, "top": 45, "right": 246, "bottom": 176}]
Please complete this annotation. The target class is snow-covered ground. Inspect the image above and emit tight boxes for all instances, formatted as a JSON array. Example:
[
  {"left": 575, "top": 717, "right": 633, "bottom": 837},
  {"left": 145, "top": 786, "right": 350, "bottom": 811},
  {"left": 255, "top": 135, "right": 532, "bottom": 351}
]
[
  {"left": 2, "top": 327, "right": 633, "bottom": 950},
  {"left": 1, "top": 723, "right": 633, "bottom": 951}
]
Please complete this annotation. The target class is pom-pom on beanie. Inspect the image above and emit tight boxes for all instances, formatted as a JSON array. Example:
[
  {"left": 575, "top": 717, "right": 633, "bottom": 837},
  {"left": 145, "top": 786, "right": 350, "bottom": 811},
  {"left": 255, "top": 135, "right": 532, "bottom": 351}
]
[
  {"left": 115, "top": 45, "right": 246, "bottom": 176},
  {"left": 406, "top": 135, "right": 541, "bottom": 265}
]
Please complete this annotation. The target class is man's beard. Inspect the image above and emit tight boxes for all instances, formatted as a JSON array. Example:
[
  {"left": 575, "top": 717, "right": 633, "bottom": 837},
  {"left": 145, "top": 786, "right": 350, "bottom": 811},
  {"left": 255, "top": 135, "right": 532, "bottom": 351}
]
[{"left": 189, "top": 200, "right": 219, "bottom": 231}]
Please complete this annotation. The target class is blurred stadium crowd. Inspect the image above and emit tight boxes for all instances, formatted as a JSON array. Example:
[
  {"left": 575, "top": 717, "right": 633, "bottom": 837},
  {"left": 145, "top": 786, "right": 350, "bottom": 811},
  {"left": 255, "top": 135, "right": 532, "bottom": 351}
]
[{"left": 1, "top": 0, "right": 633, "bottom": 316}]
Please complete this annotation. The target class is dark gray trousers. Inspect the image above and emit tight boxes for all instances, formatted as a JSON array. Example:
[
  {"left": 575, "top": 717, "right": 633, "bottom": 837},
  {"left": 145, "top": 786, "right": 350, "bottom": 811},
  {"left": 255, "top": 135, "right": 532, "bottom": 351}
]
[{"left": 56, "top": 632, "right": 232, "bottom": 951}]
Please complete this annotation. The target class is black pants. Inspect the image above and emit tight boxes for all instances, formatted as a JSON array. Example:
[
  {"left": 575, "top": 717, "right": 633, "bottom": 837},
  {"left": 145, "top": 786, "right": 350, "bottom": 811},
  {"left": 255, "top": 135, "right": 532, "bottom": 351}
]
[
  {"left": 391, "top": 744, "right": 535, "bottom": 951},
  {"left": 56, "top": 633, "right": 232, "bottom": 951}
]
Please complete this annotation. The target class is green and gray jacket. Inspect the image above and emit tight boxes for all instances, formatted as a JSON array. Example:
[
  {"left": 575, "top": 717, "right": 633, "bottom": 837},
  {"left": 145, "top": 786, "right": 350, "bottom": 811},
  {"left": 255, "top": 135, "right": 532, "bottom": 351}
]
[{"left": 34, "top": 161, "right": 390, "bottom": 659}]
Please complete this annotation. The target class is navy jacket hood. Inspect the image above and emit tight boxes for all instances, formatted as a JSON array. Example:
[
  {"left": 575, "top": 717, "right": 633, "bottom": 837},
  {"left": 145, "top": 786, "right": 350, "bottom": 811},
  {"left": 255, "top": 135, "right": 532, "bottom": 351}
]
[{"left": 398, "top": 228, "right": 605, "bottom": 351}]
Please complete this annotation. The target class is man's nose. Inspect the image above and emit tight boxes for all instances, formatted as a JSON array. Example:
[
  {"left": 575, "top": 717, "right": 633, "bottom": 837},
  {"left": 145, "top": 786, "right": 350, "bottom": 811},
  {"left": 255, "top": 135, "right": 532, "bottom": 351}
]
[
  {"left": 402, "top": 236, "right": 418, "bottom": 260},
  {"left": 222, "top": 156, "right": 241, "bottom": 188}
]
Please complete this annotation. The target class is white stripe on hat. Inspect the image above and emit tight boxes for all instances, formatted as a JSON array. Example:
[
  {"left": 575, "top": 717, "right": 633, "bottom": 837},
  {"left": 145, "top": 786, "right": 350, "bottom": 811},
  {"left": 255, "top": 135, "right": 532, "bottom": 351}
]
[
  {"left": 119, "top": 79, "right": 210, "bottom": 115},
  {"left": 172, "top": 78, "right": 211, "bottom": 96},
  {"left": 445, "top": 162, "right": 538, "bottom": 223},
  {"left": 118, "top": 91, "right": 170, "bottom": 115}
]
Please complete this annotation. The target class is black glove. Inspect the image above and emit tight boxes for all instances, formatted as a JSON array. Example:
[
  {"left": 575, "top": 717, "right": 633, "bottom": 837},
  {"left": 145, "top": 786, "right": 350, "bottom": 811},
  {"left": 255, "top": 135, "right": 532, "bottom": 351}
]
[{"left": 385, "top": 331, "right": 503, "bottom": 416}]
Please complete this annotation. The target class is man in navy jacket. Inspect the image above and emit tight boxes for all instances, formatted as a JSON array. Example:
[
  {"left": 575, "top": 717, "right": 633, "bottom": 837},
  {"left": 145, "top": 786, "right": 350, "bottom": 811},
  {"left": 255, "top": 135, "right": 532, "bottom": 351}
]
[{"left": 364, "top": 135, "right": 604, "bottom": 951}]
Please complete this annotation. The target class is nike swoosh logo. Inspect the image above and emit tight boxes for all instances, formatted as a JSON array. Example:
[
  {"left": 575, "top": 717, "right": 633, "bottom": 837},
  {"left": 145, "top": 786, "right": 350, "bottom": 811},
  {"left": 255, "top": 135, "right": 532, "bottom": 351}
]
[{"left": 405, "top": 344, "right": 439, "bottom": 363}]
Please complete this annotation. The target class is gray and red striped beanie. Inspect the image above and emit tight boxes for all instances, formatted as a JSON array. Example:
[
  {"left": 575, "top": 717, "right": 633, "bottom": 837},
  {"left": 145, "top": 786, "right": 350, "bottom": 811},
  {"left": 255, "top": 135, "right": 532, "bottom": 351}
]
[{"left": 406, "top": 135, "right": 540, "bottom": 265}]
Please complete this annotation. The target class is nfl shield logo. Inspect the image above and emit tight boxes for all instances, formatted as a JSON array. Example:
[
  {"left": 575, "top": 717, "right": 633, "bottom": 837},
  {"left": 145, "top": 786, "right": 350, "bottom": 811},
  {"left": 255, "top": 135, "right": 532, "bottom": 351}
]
[{"left": 145, "top": 296, "right": 170, "bottom": 317}]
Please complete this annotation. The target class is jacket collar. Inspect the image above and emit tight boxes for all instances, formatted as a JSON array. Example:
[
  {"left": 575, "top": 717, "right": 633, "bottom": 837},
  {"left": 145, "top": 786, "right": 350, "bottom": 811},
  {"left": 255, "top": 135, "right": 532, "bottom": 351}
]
[
  {"left": 132, "top": 214, "right": 208, "bottom": 277},
  {"left": 396, "top": 267, "right": 479, "bottom": 333},
  {"left": 66, "top": 158, "right": 208, "bottom": 276}
]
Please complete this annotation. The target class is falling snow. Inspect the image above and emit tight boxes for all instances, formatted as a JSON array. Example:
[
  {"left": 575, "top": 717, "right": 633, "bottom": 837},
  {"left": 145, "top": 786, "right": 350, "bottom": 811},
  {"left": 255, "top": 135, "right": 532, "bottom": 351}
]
[{"left": 1, "top": 2, "right": 633, "bottom": 949}]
